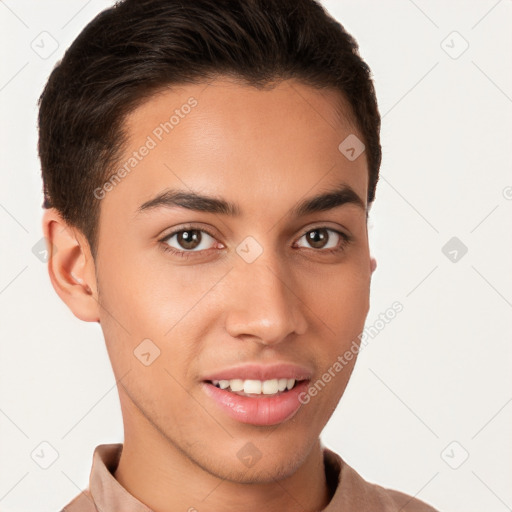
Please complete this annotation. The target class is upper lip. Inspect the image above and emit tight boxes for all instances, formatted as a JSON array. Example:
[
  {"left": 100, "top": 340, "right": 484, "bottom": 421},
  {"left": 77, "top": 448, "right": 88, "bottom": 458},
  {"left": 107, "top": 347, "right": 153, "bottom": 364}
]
[{"left": 202, "top": 363, "right": 313, "bottom": 382}]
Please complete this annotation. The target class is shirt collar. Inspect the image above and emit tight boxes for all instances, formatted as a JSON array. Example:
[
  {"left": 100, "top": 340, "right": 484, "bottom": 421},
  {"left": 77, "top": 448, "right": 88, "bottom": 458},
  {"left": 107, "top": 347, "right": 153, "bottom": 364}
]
[{"left": 89, "top": 444, "right": 152, "bottom": 512}]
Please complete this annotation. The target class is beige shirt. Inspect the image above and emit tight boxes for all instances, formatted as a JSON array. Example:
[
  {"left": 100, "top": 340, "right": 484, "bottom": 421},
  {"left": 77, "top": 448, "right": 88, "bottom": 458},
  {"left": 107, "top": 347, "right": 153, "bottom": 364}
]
[{"left": 60, "top": 444, "right": 439, "bottom": 511}]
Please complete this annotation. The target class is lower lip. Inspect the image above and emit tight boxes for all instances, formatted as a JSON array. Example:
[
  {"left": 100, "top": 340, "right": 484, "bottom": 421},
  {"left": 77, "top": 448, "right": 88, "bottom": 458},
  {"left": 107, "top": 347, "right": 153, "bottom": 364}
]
[{"left": 201, "top": 380, "right": 309, "bottom": 426}]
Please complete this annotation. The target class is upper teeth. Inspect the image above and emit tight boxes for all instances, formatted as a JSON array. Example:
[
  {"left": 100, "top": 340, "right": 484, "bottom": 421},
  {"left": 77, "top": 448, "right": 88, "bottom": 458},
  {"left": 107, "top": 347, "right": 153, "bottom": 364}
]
[{"left": 211, "top": 378, "right": 296, "bottom": 395}]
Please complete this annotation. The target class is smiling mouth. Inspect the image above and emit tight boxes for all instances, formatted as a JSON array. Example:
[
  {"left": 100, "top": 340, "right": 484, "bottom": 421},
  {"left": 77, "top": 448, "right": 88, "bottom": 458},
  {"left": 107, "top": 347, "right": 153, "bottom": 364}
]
[
  {"left": 205, "top": 378, "right": 304, "bottom": 397},
  {"left": 202, "top": 377, "right": 310, "bottom": 426}
]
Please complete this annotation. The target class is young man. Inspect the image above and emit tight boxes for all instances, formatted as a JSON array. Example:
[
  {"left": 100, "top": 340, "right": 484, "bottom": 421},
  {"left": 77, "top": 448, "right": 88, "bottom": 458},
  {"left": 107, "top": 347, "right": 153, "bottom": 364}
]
[{"left": 39, "top": 0, "right": 439, "bottom": 510}]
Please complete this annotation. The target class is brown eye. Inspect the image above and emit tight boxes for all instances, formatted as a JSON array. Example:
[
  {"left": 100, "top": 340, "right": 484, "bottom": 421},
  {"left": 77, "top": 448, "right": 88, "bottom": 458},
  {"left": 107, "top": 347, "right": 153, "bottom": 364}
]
[
  {"left": 305, "top": 228, "right": 329, "bottom": 249},
  {"left": 162, "top": 229, "right": 217, "bottom": 252},
  {"left": 297, "top": 227, "right": 344, "bottom": 251},
  {"left": 176, "top": 230, "right": 201, "bottom": 250}
]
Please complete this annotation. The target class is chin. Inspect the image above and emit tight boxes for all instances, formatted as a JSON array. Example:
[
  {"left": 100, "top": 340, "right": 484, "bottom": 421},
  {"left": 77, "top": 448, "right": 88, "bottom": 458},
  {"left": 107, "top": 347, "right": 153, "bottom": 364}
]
[
  {"left": 218, "top": 452, "right": 308, "bottom": 484},
  {"left": 188, "top": 433, "right": 317, "bottom": 484}
]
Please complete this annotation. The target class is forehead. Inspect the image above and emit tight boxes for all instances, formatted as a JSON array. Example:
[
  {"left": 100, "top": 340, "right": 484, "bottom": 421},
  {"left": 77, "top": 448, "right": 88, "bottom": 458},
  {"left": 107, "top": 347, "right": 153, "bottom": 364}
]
[{"left": 100, "top": 77, "right": 368, "bottom": 225}]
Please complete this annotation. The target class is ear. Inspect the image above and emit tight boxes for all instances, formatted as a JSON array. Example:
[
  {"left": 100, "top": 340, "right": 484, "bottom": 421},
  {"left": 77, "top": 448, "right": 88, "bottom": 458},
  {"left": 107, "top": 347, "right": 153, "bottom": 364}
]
[
  {"left": 41, "top": 208, "right": 100, "bottom": 322},
  {"left": 370, "top": 256, "right": 377, "bottom": 274}
]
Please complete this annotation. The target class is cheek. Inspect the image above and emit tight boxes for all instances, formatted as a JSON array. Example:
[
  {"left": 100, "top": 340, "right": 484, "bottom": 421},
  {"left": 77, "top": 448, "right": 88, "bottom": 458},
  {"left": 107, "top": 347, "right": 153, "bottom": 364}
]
[
  {"left": 96, "top": 255, "right": 213, "bottom": 386},
  {"left": 302, "top": 265, "right": 370, "bottom": 400},
  {"left": 306, "top": 267, "right": 370, "bottom": 332},
  {"left": 96, "top": 248, "right": 195, "bottom": 335}
]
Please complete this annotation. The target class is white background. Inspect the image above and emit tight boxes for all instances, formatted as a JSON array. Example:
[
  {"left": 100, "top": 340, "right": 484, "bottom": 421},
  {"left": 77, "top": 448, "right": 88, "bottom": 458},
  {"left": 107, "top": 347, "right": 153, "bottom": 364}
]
[{"left": 0, "top": 1, "right": 511, "bottom": 511}]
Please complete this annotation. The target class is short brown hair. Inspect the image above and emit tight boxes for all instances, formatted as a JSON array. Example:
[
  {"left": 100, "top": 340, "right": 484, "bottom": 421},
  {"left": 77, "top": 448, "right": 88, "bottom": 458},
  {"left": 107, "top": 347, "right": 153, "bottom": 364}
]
[{"left": 38, "top": 0, "right": 381, "bottom": 260}]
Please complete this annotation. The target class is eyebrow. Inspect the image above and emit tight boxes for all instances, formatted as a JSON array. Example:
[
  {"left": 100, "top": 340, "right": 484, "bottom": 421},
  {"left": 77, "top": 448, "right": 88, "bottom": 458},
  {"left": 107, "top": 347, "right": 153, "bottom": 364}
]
[{"left": 135, "top": 183, "right": 366, "bottom": 218}]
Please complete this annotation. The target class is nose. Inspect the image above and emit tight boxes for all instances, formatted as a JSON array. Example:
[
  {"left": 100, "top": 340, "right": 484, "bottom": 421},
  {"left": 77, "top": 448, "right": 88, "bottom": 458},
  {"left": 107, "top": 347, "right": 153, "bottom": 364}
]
[{"left": 224, "top": 250, "right": 308, "bottom": 346}]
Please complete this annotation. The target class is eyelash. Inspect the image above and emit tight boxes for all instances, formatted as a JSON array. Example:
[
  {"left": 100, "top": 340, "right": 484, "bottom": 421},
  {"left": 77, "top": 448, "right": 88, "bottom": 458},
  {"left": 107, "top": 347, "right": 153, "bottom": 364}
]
[{"left": 158, "top": 224, "right": 353, "bottom": 260}]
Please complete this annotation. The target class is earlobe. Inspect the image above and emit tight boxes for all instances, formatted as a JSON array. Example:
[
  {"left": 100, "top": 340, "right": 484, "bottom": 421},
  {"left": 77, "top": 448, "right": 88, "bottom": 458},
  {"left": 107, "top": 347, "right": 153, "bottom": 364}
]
[
  {"left": 370, "top": 256, "right": 377, "bottom": 273},
  {"left": 41, "top": 208, "right": 100, "bottom": 322}
]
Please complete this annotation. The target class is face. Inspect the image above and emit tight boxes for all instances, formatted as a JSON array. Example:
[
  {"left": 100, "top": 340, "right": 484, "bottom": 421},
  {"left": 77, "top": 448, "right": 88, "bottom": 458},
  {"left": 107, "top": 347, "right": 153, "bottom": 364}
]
[{"left": 91, "top": 77, "right": 373, "bottom": 482}]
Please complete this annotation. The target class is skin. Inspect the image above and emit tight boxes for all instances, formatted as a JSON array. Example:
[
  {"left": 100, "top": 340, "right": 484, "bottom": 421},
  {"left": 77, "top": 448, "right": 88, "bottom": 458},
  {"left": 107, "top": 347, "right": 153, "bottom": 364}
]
[{"left": 43, "top": 77, "right": 377, "bottom": 512}]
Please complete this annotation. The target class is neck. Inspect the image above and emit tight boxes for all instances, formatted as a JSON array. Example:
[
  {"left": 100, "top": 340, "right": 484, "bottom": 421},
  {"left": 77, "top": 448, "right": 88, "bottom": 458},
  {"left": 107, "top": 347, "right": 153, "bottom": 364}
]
[{"left": 114, "top": 397, "right": 332, "bottom": 512}]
